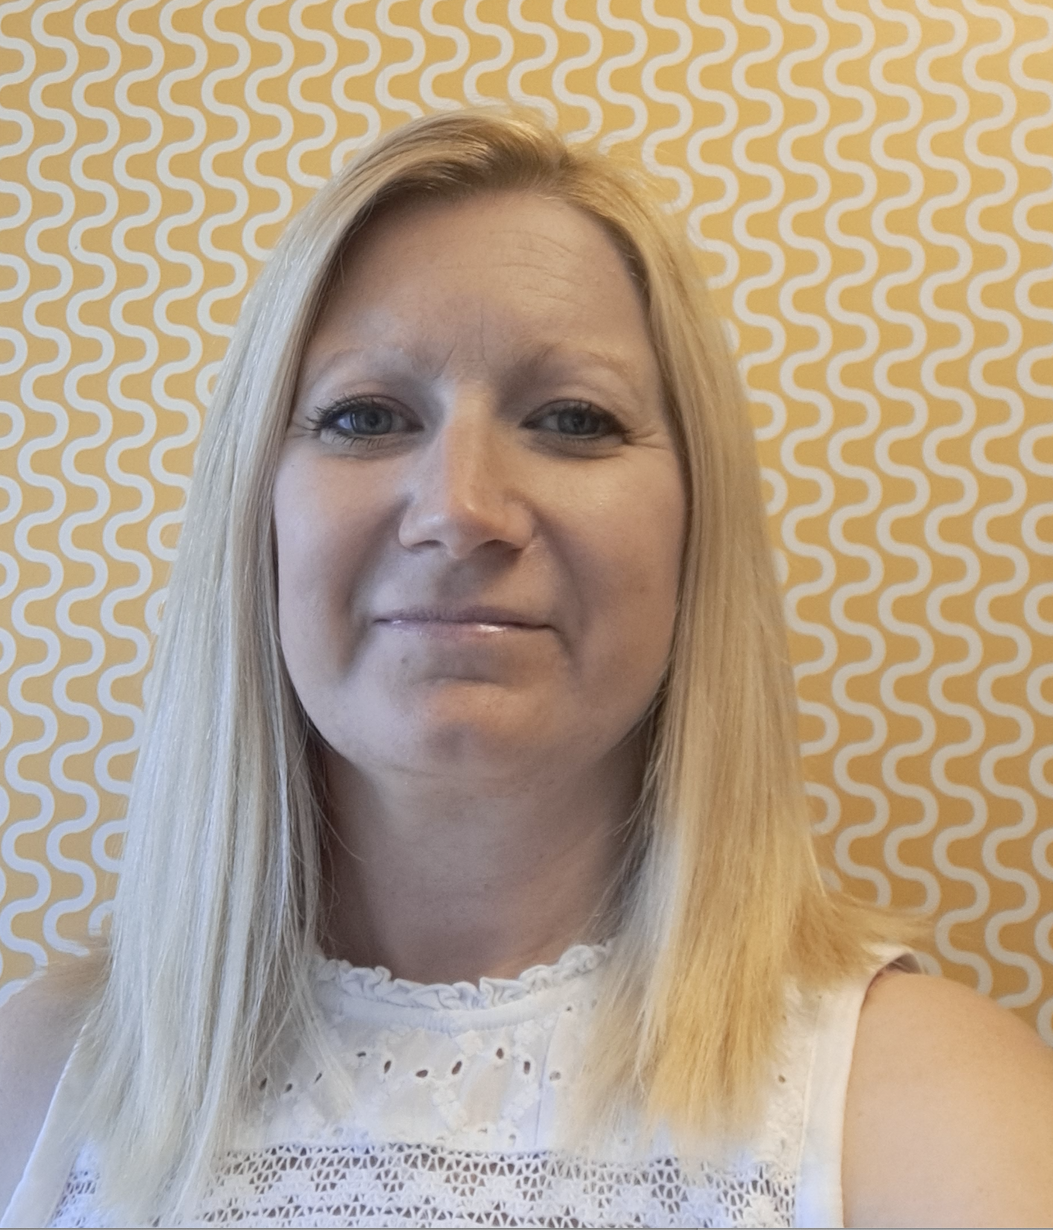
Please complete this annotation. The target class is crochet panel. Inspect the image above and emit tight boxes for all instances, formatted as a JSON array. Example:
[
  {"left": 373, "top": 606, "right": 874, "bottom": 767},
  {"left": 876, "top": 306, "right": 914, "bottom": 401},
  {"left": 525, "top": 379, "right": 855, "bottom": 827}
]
[
  {"left": 51, "top": 1142, "right": 797, "bottom": 1228},
  {"left": 46, "top": 951, "right": 817, "bottom": 1228}
]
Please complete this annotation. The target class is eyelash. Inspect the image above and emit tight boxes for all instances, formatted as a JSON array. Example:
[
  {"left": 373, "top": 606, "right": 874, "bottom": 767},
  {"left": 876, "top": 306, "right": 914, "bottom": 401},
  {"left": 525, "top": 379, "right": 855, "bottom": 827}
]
[
  {"left": 309, "top": 397, "right": 413, "bottom": 451},
  {"left": 308, "top": 396, "right": 626, "bottom": 451},
  {"left": 526, "top": 401, "right": 625, "bottom": 445}
]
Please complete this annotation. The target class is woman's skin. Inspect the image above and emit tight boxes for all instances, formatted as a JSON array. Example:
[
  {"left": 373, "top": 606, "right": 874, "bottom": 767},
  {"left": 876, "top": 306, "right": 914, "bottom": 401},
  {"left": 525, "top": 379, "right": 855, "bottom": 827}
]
[
  {"left": 2, "top": 191, "right": 1052, "bottom": 1226},
  {"left": 275, "top": 191, "right": 684, "bottom": 984}
]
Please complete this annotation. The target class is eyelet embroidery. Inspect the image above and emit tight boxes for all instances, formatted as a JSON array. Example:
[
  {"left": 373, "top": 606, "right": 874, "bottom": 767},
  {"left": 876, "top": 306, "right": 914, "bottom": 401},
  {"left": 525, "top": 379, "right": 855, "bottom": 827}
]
[{"left": 48, "top": 952, "right": 815, "bottom": 1228}]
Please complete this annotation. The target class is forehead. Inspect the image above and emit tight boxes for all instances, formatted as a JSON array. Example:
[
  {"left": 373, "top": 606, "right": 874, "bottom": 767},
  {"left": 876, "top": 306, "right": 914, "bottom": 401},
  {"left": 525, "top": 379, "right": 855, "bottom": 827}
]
[{"left": 300, "top": 191, "right": 657, "bottom": 390}]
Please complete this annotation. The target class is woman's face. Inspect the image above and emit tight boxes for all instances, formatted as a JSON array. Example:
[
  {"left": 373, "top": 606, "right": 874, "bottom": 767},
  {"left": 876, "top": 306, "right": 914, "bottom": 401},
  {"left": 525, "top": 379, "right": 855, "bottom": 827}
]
[{"left": 274, "top": 191, "right": 686, "bottom": 786}]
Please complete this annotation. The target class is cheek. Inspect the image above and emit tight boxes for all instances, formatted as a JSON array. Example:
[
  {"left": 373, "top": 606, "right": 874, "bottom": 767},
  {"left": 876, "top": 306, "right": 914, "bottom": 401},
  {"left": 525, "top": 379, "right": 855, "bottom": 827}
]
[
  {"left": 622, "top": 527, "right": 683, "bottom": 650},
  {"left": 271, "top": 455, "right": 374, "bottom": 677},
  {"left": 577, "top": 465, "right": 685, "bottom": 671},
  {"left": 273, "top": 461, "right": 326, "bottom": 619}
]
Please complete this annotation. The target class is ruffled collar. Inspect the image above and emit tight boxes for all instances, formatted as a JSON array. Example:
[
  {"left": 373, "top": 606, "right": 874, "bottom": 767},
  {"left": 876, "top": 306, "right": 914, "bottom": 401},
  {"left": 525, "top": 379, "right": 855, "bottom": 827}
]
[{"left": 312, "top": 941, "right": 609, "bottom": 1012}]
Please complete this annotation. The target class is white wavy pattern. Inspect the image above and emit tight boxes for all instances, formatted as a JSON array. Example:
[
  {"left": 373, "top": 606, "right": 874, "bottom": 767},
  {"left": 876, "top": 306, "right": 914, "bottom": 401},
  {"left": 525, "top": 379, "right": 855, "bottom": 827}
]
[{"left": 1, "top": 1, "right": 1050, "bottom": 1042}]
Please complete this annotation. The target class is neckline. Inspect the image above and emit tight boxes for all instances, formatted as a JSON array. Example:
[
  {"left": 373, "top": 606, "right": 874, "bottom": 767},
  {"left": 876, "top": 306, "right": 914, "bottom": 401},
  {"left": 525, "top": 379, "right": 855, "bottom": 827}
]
[{"left": 312, "top": 941, "right": 609, "bottom": 1012}]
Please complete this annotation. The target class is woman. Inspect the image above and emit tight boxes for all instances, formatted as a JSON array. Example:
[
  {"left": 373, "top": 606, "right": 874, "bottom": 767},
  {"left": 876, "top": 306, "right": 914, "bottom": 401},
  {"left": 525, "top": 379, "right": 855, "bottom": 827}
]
[{"left": 2, "top": 110, "right": 1051, "bottom": 1228}]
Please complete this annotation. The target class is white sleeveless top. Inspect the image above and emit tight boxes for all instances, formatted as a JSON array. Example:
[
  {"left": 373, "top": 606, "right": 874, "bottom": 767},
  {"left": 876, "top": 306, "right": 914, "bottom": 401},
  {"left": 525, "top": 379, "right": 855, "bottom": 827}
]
[{"left": 2, "top": 944, "right": 912, "bottom": 1228}]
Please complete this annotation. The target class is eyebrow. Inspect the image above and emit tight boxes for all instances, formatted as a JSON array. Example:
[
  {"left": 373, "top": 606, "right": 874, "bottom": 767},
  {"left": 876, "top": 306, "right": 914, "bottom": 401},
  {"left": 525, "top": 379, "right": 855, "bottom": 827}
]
[
  {"left": 521, "top": 342, "right": 645, "bottom": 388},
  {"left": 298, "top": 345, "right": 418, "bottom": 392},
  {"left": 298, "top": 340, "right": 650, "bottom": 401}
]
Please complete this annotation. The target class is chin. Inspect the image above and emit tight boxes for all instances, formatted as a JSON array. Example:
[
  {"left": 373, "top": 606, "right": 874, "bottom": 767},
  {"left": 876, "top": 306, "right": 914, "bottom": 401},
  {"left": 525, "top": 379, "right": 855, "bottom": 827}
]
[{"left": 353, "top": 689, "right": 564, "bottom": 780}]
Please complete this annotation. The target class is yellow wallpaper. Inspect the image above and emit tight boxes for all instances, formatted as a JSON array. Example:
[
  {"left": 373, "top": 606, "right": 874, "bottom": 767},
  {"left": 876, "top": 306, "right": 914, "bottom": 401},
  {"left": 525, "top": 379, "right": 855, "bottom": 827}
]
[{"left": 1, "top": 0, "right": 1051, "bottom": 1040}]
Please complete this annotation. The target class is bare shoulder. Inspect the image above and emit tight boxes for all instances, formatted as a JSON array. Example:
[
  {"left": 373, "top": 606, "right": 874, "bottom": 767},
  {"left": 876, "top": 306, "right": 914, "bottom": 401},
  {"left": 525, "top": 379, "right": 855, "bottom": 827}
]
[
  {"left": 0, "top": 958, "right": 100, "bottom": 1215},
  {"left": 843, "top": 970, "right": 1053, "bottom": 1228}
]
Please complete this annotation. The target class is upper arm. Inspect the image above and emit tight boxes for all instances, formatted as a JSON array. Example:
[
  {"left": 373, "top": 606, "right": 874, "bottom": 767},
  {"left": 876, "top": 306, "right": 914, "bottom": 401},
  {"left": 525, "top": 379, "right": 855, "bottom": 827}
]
[
  {"left": 0, "top": 972, "right": 90, "bottom": 1215},
  {"left": 843, "top": 971, "right": 1053, "bottom": 1229}
]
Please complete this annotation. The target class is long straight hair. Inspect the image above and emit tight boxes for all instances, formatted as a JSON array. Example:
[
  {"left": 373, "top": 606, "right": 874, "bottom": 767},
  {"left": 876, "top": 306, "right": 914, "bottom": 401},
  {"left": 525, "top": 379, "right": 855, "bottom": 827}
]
[{"left": 77, "top": 110, "right": 892, "bottom": 1220}]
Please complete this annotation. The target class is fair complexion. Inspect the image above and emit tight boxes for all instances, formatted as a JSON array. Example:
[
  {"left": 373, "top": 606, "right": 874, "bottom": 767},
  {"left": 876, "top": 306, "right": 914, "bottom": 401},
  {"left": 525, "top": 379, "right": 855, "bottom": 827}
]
[
  {"left": 273, "top": 191, "right": 685, "bottom": 985},
  {"left": 4, "top": 192, "right": 1051, "bottom": 1227},
  {"left": 843, "top": 971, "right": 1053, "bottom": 1226}
]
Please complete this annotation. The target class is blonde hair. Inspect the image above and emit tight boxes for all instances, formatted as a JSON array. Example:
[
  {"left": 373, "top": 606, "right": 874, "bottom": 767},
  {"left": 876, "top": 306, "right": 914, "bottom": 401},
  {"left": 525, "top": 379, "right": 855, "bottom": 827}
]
[{"left": 77, "top": 109, "right": 891, "bottom": 1220}]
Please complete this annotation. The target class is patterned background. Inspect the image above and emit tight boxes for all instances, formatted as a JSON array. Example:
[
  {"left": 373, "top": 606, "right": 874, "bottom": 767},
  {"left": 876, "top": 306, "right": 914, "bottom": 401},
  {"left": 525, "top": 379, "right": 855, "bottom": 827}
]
[{"left": 1, "top": 0, "right": 1051, "bottom": 1042}]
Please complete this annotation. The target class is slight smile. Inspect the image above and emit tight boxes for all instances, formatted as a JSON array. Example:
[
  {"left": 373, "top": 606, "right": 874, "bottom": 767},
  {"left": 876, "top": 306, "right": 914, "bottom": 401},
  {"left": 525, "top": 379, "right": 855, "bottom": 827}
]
[{"left": 374, "top": 607, "right": 551, "bottom": 637}]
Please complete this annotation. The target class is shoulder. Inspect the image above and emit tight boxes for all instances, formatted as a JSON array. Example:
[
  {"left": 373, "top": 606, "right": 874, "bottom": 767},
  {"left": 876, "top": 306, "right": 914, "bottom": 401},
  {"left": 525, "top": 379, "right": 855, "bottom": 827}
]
[
  {"left": 0, "top": 960, "right": 99, "bottom": 1215},
  {"left": 843, "top": 969, "right": 1053, "bottom": 1228}
]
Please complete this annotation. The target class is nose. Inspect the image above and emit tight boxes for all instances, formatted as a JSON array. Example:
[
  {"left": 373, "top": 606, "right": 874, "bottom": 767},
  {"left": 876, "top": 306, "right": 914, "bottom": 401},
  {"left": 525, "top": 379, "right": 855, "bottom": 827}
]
[{"left": 397, "top": 400, "right": 532, "bottom": 558}]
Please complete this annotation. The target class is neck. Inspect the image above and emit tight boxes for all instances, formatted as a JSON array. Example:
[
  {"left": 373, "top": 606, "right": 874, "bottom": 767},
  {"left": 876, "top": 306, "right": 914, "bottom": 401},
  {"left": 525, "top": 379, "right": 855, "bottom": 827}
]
[{"left": 320, "top": 745, "right": 641, "bottom": 985}]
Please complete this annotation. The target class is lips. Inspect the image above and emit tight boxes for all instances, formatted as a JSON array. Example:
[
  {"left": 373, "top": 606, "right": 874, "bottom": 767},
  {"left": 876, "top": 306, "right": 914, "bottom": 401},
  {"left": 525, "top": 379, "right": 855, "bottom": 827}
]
[{"left": 374, "top": 605, "right": 549, "bottom": 629}]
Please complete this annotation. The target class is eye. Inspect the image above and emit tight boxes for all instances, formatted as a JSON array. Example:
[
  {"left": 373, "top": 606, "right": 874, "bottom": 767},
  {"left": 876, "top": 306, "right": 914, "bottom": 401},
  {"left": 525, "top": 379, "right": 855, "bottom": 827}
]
[
  {"left": 530, "top": 401, "right": 624, "bottom": 443},
  {"left": 310, "top": 397, "right": 416, "bottom": 449}
]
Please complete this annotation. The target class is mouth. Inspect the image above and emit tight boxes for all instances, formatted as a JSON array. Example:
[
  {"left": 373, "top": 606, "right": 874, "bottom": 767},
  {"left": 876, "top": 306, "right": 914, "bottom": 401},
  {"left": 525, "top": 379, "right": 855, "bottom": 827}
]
[{"left": 374, "top": 606, "right": 550, "bottom": 633}]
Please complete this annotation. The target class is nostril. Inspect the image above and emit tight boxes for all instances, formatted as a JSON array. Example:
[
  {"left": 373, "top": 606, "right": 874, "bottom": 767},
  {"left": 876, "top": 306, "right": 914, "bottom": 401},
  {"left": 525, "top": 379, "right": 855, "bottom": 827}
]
[
  {"left": 397, "top": 490, "right": 532, "bottom": 557},
  {"left": 393, "top": 423, "right": 535, "bottom": 558}
]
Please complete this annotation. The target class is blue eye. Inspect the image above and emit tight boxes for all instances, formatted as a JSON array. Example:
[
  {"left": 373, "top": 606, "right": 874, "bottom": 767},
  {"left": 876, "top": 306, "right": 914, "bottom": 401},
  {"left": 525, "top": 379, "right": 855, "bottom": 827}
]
[
  {"left": 556, "top": 407, "right": 603, "bottom": 435},
  {"left": 342, "top": 405, "right": 394, "bottom": 435},
  {"left": 533, "top": 402, "right": 622, "bottom": 441},
  {"left": 312, "top": 398, "right": 411, "bottom": 445}
]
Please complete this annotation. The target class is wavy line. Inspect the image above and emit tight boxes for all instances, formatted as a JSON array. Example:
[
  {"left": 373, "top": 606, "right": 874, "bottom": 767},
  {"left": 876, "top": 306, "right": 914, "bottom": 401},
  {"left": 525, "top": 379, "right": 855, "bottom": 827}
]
[
  {"left": 1, "top": 0, "right": 81, "bottom": 972},
  {"left": 772, "top": 0, "right": 890, "bottom": 906},
  {"left": 505, "top": 0, "right": 558, "bottom": 126},
  {"left": 419, "top": 0, "right": 471, "bottom": 113},
  {"left": 0, "top": 0, "right": 36, "bottom": 981},
  {"left": 92, "top": 0, "right": 205, "bottom": 810},
  {"left": 287, "top": 0, "right": 340, "bottom": 188},
  {"left": 92, "top": 0, "right": 165, "bottom": 810},
  {"left": 374, "top": 0, "right": 426, "bottom": 121},
  {"left": 728, "top": 0, "right": 786, "bottom": 384},
  {"left": 903, "top": 0, "right": 991, "bottom": 988},
  {"left": 638, "top": 0, "right": 692, "bottom": 209},
  {"left": 0, "top": 0, "right": 35, "bottom": 393},
  {"left": 462, "top": 0, "right": 514, "bottom": 106},
  {"left": 330, "top": 1, "right": 382, "bottom": 167},
  {"left": 766, "top": 1, "right": 838, "bottom": 748},
  {"left": 1009, "top": 0, "right": 1053, "bottom": 802},
  {"left": 594, "top": 0, "right": 648, "bottom": 154},
  {"left": 39, "top": 0, "right": 130, "bottom": 957},
  {"left": 726, "top": 5, "right": 840, "bottom": 788},
  {"left": 551, "top": 0, "right": 603, "bottom": 142},
  {"left": 856, "top": 0, "right": 939, "bottom": 915},
  {"left": 955, "top": 0, "right": 1042, "bottom": 1008},
  {"left": 203, "top": 0, "right": 256, "bottom": 279},
  {"left": 684, "top": 1, "right": 738, "bottom": 288}
]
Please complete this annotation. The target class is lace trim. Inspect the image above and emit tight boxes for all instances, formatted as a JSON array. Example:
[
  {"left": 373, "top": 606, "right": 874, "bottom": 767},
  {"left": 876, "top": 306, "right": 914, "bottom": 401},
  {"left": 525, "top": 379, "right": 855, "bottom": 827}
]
[
  {"left": 50, "top": 1142, "right": 797, "bottom": 1228},
  {"left": 312, "top": 942, "right": 609, "bottom": 1012}
]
